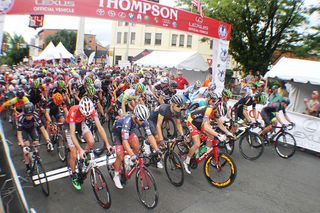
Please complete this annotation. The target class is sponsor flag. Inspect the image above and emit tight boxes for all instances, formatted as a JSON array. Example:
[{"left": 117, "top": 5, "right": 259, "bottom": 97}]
[{"left": 191, "top": 0, "right": 204, "bottom": 17}]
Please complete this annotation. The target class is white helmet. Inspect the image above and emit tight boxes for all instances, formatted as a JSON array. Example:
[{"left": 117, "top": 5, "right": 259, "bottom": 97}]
[
  {"left": 160, "top": 77, "right": 169, "bottom": 84},
  {"left": 79, "top": 97, "right": 95, "bottom": 117},
  {"left": 8, "top": 85, "right": 15, "bottom": 92},
  {"left": 208, "top": 82, "right": 216, "bottom": 90},
  {"left": 11, "top": 80, "right": 17, "bottom": 84},
  {"left": 94, "top": 79, "right": 102, "bottom": 89},
  {"left": 21, "top": 79, "right": 27, "bottom": 85},
  {"left": 195, "top": 80, "right": 201, "bottom": 88},
  {"left": 134, "top": 105, "right": 150, "bottom": 121}
]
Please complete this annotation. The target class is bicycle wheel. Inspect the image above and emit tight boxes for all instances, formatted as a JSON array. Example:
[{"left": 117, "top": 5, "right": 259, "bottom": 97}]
[
  {"left": 34, "top": 160, "right": 50, "bottom": 196},
  {"left": 203, "top": 153, "right": 237, "bottom": 188},
  {"left": 162, "top": 118, "right": 176, "bottom": 140},
  {"left": 135, "top": 166, "right": 158, "bottom": 209},
  {"left": 239, "top": 132, "right": 264, "bottom": 160},
  {"left": 56, "top": 134, "right": 67, "bottom": 162},
  {"left": 164, "top": 151, "right": 184, "bottom": 187},
  {"left": 275, "top": 132, "right": 296, "bottom": 159},
  {"left": 90, "top": 167, "right": 112, "bottom": 209}
]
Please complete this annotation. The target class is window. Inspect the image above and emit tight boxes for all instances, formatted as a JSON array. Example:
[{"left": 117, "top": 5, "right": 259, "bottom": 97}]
[
  {"left": 117, "top": 32, "right": 121, "bottom": 44},
  {"left": 155, "top": 33, "right": 162, "bottom": 45},
  {"left": 210, "top": 40, "right": 213, "bottom": 49},
  {"left": 131, "top": 32, "right": 136, "bottom": 44},
  {"left": 118, "top": 21, "right": 123, "bottom": 26},
  {"left": 179, "top": 35, "right": 185, "bottom": 47},
  {"left": 145, "top": 33, "right": 151, "bottom": 45},
  {"left": 171, "top": 34, "right": 177, "bottom": 46},
  {"left": 115, "top": 55, "right": 122, "bottom": 65},
  {"left": 124, "top": 32, "right": 128, "bottom": 44},
  {"left": 187, "top": 35, "right": 192, "bottom": 48}
]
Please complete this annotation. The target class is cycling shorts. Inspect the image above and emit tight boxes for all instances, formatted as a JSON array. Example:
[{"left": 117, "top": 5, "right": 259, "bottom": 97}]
[
  {"left": 22, "top": 128, "right": 39, "bottom": 142},
  {"left": 261, "top": 110, "right": 276, "bottom": 126}
]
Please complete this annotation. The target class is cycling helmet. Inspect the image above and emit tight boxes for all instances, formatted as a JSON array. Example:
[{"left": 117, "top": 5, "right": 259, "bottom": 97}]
[
  {"left": 86, "top": 85, "right": 96, "bottom": 96},
  {"left": 45, "top": 76, "right": 51, "bottom": 83},
  {"left": 160, "top": 77, "right": 169, "bottom": 84},
  {"left": 134, "top": 83, "right": 146, "bottom": 93},
  {"left": 134, "top": 104, "right": 150, "bottom": 121},
  {"left": 23, "top": 102, "right": 35, "bottom": 115},
  {"left": 170, "top": 94, "right": 185, "bottom": 107},
  {"left": 57, "top": 75, "right": 64, "bottom": 81},
  {"left": 79, "top": 97, "right": 95, "bottom": 117},
  {"left": 17, "top": 89, "right": 25, "bottom": 99},
  {"left": 170, "top": 80, "right": 178, "bottom": 89},
  {"left": 281, "top": 97, "right": 290, "bottom": 105},
  {"left": 33, "top": 79, "right": 40, "bottom": 89},
  {"left": 222, "top": 89, "right": 232, "bottom": 98},
  {"left": 208, "top": 82, "right": 216, "bottom": 90},
  {"left": 52, "top": 93, "right": 63, "bottom": 106},
  {"left": 57, "top": 79, "right": 65, "bottom": 88},
  {"left": 8, "top": 85, "right": 15, "bottom": 92},
  {"left": 194, "top": 80, "right": 201, "bottom": 88},
  {"left": 94, "top": 79, "right": 102, "bottom": 89},
  {"left": 21, "top": 79, "right": 27, "bottom": 85},
  {"left": 208, "top": 93, "right": 220, "bottom": 107},
  {"left": 83, "top": 76, "right": 94, "bottom": 87}
]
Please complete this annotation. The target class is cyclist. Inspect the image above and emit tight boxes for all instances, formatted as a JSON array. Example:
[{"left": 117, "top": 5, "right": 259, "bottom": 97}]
[
  {"left": 45, "top": 92, "right": 68, "bottom": 130},
  {"left": 153, "top": 77, "right": 170, "bottom": 104},
  {"left": 183, "top": 100, "right": 233, "bottom": 174},
  {"left": 231, "top": 92, "right": 259, "bottom": 125},
  {"left": 17, "top": 102, "right": 53, "bottom": 173},
  {"left": 116, "top": 83, "right": 145, "bottom": 116},
  {"left": 260, "top": 97, "right": 294, "bottom": 137},
  {"left": 112, "top": 105, "right": 159, "bottom": 189},
  {"left": 189, "top": 82, "right": 216, "bottom": 102},
  {"left": 65, "top": 97, "right": 112, "bottom": 190}
]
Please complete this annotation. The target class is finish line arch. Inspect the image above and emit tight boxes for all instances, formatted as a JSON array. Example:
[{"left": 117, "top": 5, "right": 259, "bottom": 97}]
[{"left": 1, "top": 0, "right": 232, "bottom": 91}]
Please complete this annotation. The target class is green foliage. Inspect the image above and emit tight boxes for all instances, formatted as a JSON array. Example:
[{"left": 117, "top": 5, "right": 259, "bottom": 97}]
[
  {"left": 224, "top": 69, "right": 233, "bottom": 87},
  {"left": 0, "top": 33, "right": 29, "bottom": 65},
  {"left": 45, "top": 30, "right": 77, "bottom": 54},
  {"left": 179, "top": 0, "right": 308, "bottom": 74}
]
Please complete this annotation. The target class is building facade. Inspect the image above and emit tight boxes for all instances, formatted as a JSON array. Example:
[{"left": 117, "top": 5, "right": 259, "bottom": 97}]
[{"left": 109, "top": 21, "right": 214, "bottom": 66}]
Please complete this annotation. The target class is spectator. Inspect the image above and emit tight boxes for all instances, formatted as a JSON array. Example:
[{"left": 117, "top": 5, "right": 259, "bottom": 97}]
[
  {"left": 245, "top": 69, "right": 254, "bottom": 83},
  {"left": 268, "top": 85, "right": 282, "bottom": 105},
  {"left": 304, "top": 91, "right": 320, "bottom": 117},
  {"left": 239, "top": 79, "right": 250, "bottom": 97},
  {"left": 175, "top": 70, "right": 189, "bottom": 90},
  {"left": 278, "top": 81, "right": 289, "bottom": 98},
  {"left": 203, "top": 74, "right": 212, "bottom": 87}
]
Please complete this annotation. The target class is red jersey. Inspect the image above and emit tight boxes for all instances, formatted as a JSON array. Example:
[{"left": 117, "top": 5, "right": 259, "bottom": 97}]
[
  {"left": 66, "top": 105, "right": 97, "bottom": 123},
  {"left": 175, "top": 77, "right": 189, "bottom": 90}
]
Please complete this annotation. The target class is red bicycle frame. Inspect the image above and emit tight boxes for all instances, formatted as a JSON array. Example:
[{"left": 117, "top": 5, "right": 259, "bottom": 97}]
[
  {"left": 123, "top": 156, "right": 151, "bottom": 189},
  {"left": 196, "top": 138, "right": 220, "bottom": 167}
]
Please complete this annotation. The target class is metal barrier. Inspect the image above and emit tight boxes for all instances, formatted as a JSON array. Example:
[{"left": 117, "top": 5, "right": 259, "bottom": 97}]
[{"left": 0, "top": 121, "right": 36, "bottom": 213}]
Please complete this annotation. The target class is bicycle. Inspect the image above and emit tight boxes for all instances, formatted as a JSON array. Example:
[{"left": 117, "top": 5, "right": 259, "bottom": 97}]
[
  {"left": 176, "top": 136, "right": 237, "bottom": 188},
  {"left": 23, "top": 143, "right": 50, "bottom": 196},
  {"left": 74, "top": 149, "right": 112, "bottom": 209},
  {"left": 259, "top": 123, "right": 296, "bottom": 159},
  {"left": 50, "top": 122, "right": 68, "bottom": 162},
  {"left": 141, "top": 138, "right": 184, "bottom": 187},
  {"left": 106, "top": 147, "right": 159, "bottom": 209}
]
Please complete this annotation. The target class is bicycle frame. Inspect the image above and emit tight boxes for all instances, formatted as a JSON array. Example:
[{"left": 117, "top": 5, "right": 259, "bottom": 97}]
[{"left": 196, "top": 140, "right": 219, "bottom": 166}]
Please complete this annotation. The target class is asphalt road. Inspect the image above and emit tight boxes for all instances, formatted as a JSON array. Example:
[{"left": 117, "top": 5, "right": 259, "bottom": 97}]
[{"left": 2, "top": 119, "right": 320, "bottom": 213}]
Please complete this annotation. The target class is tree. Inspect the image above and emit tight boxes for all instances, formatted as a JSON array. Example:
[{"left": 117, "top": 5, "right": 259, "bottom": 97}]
[
  {"left": 45, "top": 30, "right": 77, "bottom": 54},
  {"left": 0, "top": 33, "right": 29, "bottom": 65},
  {"left": 179, "top": 0, "right": 307, "bottom": 74}
]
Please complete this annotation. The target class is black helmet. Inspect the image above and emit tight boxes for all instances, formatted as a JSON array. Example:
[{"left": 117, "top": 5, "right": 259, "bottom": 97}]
[
  {"left": 17, "top": 89, "right": 25, "bottom": 99},
  {"left": 281, "top": 97, "right": 290, "bottom": 105},
  {"left": 170, "top": 94, "right": 185, "bottom": 107},
  {"left": 170, "top": 80, "right": 178, "bottom": 89},
  {"left": 23, "top": 102, "right": 35, "bottom": 115}
]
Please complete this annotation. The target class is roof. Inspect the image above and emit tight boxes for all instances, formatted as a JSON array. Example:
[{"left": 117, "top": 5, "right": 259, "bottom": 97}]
[
  {"left": 265, "top": 57, "right": 320, "bottom": 85},
  {"left": 134, "top": 51, "right": 209, "bottom": 71}
]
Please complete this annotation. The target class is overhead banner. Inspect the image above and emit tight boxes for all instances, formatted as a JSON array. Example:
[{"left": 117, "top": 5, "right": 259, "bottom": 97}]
[
  {"left": 3, "top": 0, "right": 231, "bottom": 40},
  {"left": 212, "top": 39, "right": 229, "bottom": 93}
]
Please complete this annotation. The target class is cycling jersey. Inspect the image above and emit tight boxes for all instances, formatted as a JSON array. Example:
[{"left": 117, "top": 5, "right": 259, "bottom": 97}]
[
  {"left": 66, "top": 105, "right": 97, "bottom": 124},
  {"left": 232, "top": 96, "right": 256, "bottom": 121},
  {"left": 261, "top": 103, "right": 286, "bottom": 125},
  {"left": 46, "top": 101, "right": 66, "bottom": 120},
  {"left": 188, "top": 98, "right": 207, "bottom": 113},
  {"left": 28, "top": 89, "right": 43, "bottom": 106},
  {"left": 2, "top": 96, "right": 29, "bottom": 111},
  {"left": 17, "top": 112, "right": 43, "bottom": 131},
  {"left": 189, "top": 87, "right": 209, "bottom": 102},
  {"left": 112, "top": 113, "right": 152, "bottom": 145},
  {"left": 117, "top": 89, "right": 139, "bottom": 104},
  {"left": 149, "top": 104, "right": 182, "bottom": 123}
]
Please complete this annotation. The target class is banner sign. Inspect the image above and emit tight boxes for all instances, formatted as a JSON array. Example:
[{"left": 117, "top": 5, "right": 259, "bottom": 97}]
[
  {"left": 227, "top": 100, "right": 320, "bottom": 153},
  {"left": 212, "top": 39, "right": 229, "bottom": 94},
  {"left": 3, "top": 0, "right": 231, "bottom": 40}
]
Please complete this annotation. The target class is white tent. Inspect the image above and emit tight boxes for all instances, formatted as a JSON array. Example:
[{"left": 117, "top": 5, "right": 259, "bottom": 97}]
[
  {"left": 55, "top": 42, "right": 74, "bottom": 59},
  {"left": 134, "top": 51, "right": 209, "bottom": 84},
  {"left": 265, "top": 57, "right": 320, "bottom": 112},
  {"left": 35, "top": 42, "right": 60, "bottom": 61}
]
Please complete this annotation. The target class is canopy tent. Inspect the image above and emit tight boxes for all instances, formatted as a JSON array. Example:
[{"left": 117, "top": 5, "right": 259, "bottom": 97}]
[
  {"left": 55, "top": 42, "right": 74, "bottom": 59},
  {"left": 134, "top": 51, "right": 209, "bottom": 84},
  {"left": 34, "top": 41, "right": 60, "bottom": 61},
  {"left": 265, "top": 57, "right": 320, "bottom": 113}
]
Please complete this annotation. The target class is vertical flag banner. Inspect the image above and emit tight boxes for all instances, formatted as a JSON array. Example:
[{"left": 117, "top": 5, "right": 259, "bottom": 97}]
[
  {"left": 212, "top": 38, "right": 229, "bottom": 94},
  {"left": 0, "top": 15, "right": 5, "bottom": 54}
]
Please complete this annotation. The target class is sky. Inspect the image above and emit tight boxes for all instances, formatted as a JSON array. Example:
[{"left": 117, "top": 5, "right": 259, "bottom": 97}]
[{"left": 2, "top": 0, "right": 319, "bottom": 46}]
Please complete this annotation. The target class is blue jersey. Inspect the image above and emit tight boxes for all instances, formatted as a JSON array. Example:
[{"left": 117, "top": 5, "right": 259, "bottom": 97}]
[{"left": 113, "top": 113, "right": 152, "bottom": 140}]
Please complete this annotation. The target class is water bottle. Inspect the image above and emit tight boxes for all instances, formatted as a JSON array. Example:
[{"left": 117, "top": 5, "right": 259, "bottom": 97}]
[
  {"left": 124, "top": 155, "right": 131, "bottom": 173},
  {"left": 199, "top": 146, "right": 207, "bottom": 156},
  {"left": 144, "top": 141, "right": 151, "bottom": 155}
]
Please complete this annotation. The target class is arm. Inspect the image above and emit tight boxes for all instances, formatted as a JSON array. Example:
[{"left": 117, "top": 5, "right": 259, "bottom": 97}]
[
  {"left": 94, "top": 116, "right": 112, "bottom": 150},
  {"left": 39, "top": 126, "right": 50, "bottom": 142},
  {"left": 217, "top": 117, "right": 233, "bottom": 136},
  {"left": 156, "top": 115, "right": 165, "bottom": 141},
  {"left": 17, "top": 130, "right": 24, "bottom": 147},
  {"left": 175, "top": 118, "right": 184, "bottom": 136},
  {"left": 121, "top": 97, "right": 127, "bottom": 115}
]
